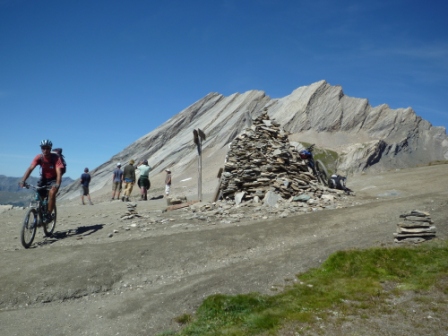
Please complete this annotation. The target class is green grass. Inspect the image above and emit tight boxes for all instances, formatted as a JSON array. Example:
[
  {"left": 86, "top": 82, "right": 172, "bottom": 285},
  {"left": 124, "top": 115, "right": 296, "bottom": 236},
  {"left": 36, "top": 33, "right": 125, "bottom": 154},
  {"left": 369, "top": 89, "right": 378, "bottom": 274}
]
[
  {"left": 162, "top": 240, "right": 448, "bottom": 336},
  {"left": 297, "top": 142, "right": 339, "bottom": 175}
]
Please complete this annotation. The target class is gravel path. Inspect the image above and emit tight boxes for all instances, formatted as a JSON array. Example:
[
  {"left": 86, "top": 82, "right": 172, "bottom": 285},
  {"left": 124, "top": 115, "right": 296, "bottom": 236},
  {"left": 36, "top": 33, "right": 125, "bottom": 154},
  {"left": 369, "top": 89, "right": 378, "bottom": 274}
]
[{"left": 1, "top": 164, "right": 447, "bottom": 335}]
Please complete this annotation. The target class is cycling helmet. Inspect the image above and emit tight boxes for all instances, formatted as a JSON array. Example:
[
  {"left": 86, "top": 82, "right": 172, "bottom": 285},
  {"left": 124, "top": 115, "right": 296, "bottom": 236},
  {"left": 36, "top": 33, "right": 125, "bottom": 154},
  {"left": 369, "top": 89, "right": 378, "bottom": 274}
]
[{"left": 40, "top": 139, "right": 53, "bottom": 148}]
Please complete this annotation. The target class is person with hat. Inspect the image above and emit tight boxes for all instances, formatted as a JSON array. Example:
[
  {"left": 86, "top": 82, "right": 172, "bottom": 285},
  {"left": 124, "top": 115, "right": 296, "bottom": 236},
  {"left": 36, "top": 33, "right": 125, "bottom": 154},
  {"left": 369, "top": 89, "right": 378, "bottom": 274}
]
[
  {"left": 165, "top": 168, "right": 172, "bottom": 196},
  {"left": 111, "top": 162, "right": 123, "bottom": 200},
  {"left": 137, "top": 159, "right": 152, "bottom": 200},
  {"left": 122, "top": 159, "right": 136, "bottom": 202},
  {"left": 80, "top": 167, "right": 93, "bottom": 205}
]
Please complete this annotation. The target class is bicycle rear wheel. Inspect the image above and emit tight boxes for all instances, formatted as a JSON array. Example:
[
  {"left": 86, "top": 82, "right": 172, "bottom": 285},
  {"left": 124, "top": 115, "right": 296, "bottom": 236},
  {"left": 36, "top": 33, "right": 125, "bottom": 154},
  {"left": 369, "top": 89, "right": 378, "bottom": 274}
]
[
  {"left": 43, "top": 205, "right": 57, "bottom": 237},
  {"left": 21, "top": 208, "right": 37, "bottom": 248},
  {"left": 315, "top": 160, "right": 329, "bottom": 186}
]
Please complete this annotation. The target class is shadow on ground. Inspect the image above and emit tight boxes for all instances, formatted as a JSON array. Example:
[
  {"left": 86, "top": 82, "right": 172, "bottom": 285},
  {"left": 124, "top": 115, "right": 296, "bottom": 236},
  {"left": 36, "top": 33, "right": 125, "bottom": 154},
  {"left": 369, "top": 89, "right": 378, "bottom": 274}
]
[{"left": 33, "top": 224, "right": 105, "bottom": 247}]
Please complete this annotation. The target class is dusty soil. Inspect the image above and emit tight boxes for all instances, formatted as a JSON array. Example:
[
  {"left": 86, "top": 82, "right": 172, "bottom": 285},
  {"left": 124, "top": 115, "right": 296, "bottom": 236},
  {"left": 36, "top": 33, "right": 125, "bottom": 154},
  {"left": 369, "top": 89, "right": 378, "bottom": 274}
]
[{"left": 1, "top": 164, "right": 447, "bottom": 336}]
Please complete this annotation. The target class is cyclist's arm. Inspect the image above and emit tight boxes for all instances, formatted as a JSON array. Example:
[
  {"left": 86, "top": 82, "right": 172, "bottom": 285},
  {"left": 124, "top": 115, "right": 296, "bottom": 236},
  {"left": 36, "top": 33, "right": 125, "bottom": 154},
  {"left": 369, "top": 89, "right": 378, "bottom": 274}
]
[
  {"left": 20, "top": 163, "right": 37, "bottom": 186},
  {"left": 54, "top": 166, "right": 62, "bottom": 189},
  {"left": 53, "top": 155, "right": 65, "bottom": 189}
]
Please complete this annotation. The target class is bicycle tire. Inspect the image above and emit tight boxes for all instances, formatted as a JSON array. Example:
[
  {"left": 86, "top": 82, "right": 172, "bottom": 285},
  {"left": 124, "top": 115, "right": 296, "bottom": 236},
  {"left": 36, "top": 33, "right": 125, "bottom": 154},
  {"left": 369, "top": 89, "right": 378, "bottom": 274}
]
[
  {"left": 43, "top": 205, "right": 57, "bottom": 237},
  {"left": 21, "top": 208, "right": 37, "bottom": 248},
  {"left": 315, "top": 160, "right": 329, "bottom": 186}
]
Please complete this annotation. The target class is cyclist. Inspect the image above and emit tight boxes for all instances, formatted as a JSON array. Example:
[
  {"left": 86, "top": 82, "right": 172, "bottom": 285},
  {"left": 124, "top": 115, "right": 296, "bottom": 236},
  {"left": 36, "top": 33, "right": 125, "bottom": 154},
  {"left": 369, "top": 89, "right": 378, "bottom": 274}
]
[{"left": 19, "top": 139, "right": 64, "bottom": 224}]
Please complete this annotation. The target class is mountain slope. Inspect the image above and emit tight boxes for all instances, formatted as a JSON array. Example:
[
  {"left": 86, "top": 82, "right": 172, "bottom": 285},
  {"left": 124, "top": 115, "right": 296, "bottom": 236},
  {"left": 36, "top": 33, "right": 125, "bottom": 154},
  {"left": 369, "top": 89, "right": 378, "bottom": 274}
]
[{"left": 58, "top": 80, "right": 448, "bottom": 201}]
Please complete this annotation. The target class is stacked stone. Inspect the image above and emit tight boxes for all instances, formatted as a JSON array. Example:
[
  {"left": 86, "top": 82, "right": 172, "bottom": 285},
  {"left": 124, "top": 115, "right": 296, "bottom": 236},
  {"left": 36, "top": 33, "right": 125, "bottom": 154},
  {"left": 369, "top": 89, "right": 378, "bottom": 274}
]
[
  {"left": 394, "top": 210, "right": 436, "bottom": 243},
  {"left": 121, "top": 203, "right": 141, "bottom": 220},
  {"left": 166, "top": 195, "right": 188, "bottom": 206},
  {"left": 218, "top": 112, "right": 324, "bottom": 202}
]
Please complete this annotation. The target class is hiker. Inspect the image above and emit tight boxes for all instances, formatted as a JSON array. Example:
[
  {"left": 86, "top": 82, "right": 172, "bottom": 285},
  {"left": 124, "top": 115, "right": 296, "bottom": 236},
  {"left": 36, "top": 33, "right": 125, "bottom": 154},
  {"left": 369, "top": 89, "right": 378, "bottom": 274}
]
[
  {"left": 165, "top": 169, "right": 172, "bottom": 196},
  {"left": 137, "top": 160, "right": 152, "bottom": 200},
  {"left": 121, "top": 159, "right": 136, "bottom": 202},
  {"left": 328, "top": 174, "right": 354, "bottom": 195},
  {"left": 111, "top": 163, "right": 123, "bottom": 200},
  {"left": 80, "top": 167, "right": 93, "bottom": 205}
]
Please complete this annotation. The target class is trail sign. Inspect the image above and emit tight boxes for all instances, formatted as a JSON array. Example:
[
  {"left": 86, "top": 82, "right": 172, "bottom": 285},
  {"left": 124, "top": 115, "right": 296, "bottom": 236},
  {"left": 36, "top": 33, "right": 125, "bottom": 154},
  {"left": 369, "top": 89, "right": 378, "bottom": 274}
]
[{"left": 193, "top": 128, "right": 206, "bottom": 201}]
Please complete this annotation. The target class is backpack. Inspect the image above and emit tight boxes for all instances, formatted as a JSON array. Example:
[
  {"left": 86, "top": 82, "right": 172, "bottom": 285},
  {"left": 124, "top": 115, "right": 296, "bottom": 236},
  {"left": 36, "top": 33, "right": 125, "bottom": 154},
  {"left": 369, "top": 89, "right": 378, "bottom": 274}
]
[
  {"left": 328, "top": 174, "right": 351, "bottom": 193},
  {"left": 52, "top": 148, "right": 67, "bottom": 175},
  {"left": 39, "top": 148, "right": 67, "bottom": 176},
  {"left": 299, "top": 150, "right": 312, "bottom": 160}
]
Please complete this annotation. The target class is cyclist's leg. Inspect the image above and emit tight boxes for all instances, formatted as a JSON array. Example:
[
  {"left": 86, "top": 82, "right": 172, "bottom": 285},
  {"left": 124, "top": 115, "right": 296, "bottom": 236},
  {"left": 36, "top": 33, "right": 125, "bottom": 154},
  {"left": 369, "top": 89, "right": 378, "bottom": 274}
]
[
  {"left": 47, "top": 180, "right": 57, "bottom": 214},
  {"left": 37, "top": 178, "right": 47, "bottom": 199}
]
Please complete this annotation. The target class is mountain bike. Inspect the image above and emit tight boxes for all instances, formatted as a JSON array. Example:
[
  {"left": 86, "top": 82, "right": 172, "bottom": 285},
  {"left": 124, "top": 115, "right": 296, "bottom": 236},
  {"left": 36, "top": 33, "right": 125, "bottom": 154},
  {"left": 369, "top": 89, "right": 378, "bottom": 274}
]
[
  {"left": 299, "top": 144, "right": 329, "bottom": 186},
  {"left": 21, "top": 183, "right": 57, "bottom": 248}
]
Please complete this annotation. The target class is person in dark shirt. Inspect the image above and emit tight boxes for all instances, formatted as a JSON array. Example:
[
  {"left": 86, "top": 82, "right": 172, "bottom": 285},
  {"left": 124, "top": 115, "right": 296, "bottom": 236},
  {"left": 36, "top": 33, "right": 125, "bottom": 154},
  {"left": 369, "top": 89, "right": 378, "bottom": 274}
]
[
  {"left": 80, "top": 167, "right": 93, "bottom": 205},
  {"left": 122, "top": 159, "right": 136, "bottom": 202}
]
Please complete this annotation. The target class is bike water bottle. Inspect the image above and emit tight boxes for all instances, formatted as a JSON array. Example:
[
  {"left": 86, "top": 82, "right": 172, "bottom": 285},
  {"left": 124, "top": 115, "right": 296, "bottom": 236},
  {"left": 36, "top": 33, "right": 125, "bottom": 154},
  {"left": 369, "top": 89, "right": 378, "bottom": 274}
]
[
  {"left": 42, "top": 198, "right": 48, "bottom": 212},
  {"left": 34, "top": 193, "right": 39, "bottom": 201}
]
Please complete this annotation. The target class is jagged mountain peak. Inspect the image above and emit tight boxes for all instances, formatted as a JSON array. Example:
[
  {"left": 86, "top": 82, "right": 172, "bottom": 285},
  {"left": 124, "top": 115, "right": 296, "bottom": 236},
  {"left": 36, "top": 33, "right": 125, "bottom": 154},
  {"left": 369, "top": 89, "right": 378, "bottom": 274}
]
[{"left": 59, "top": 81, "right": 448, "bottom": 201}]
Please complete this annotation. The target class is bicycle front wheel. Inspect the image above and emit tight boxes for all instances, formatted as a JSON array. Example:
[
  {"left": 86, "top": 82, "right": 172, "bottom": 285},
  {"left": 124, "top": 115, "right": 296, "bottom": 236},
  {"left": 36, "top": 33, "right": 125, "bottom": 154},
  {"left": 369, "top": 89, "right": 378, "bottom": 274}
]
[
  {"left": 43, "top": 205, "right": 57, "bottom": 237},
  {"left": 21, "top": 208, "right": 37, "bottom": 248},
  {"left": 315, "top": 160, "right": 329, "bottom": 186}
]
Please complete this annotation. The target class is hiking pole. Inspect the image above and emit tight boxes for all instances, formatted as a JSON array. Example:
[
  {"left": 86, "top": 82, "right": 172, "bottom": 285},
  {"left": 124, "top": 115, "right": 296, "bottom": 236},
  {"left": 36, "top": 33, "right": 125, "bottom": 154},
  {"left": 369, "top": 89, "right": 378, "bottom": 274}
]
[{"left": 193, "top": 128, "right": 206, "bottom": 202}]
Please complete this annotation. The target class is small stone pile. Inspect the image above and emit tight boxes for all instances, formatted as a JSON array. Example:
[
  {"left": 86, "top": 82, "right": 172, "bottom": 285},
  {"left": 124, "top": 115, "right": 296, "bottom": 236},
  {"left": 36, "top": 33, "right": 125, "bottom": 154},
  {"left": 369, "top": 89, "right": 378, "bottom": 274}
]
[
  {"left": 121, "top": 203, "right": 141, "bottom": 220},
  {"left": 218, "top": 112, "right": 326, "bottom": 203},
  {"left": 166, "top": 195, "right": 188, "bottom": 206},
  {"left": 394, "top": 210, "right": 436, "bottom": 243}
]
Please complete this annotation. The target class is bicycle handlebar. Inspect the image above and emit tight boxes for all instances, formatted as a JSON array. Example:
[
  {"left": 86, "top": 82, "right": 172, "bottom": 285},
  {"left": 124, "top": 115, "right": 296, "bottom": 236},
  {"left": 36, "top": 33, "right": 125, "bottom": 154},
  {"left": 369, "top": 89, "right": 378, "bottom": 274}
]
[
  {"left": 22, "top": 182, "right": 51, "bottom": 191},
  {"left": 306, "top": 144, "right": 315, "bottom": 151}
]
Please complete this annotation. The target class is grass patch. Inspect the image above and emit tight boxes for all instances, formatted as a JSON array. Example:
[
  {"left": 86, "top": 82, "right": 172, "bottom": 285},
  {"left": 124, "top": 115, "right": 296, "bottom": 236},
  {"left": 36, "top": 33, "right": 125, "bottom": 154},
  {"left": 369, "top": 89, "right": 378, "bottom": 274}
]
[
  {"left": 163, "top": 240, "right": 448, "bottom": 336},
  {"left": 175, "top": 313, "right": 193, "bottom": 325},
  {"left": 296, "top": 142, "right": 339, "bottom": 175}
]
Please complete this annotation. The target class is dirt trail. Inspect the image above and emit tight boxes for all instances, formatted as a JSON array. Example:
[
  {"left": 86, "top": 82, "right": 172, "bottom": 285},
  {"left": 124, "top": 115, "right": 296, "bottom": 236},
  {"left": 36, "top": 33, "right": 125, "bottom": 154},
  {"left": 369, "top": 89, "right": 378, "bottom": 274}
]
[{"left": 0, "top": 164, "right": 447, "bottom": 335}]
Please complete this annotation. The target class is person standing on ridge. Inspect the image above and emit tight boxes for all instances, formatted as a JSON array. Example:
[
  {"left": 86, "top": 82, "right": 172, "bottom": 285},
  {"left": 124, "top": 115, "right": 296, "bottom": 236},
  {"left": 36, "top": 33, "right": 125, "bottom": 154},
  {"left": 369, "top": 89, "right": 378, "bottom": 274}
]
[
  {"left": 122, "top": 159, "right": 136, "bottom": 202},
  {"left": 19, "top": 139, "right": 63, "bottom": 224},
  {"left": 111, "top": 163, "right": 123, "bottom": 200},
  {"left": 165, "top": 169, "right": 172, "bottom": 196},
  {"left": 137, "top": 160, "right": 152, "bottom": 200},
  {"left": 80, "top": 167, "right": 93, "bottom": 205}
]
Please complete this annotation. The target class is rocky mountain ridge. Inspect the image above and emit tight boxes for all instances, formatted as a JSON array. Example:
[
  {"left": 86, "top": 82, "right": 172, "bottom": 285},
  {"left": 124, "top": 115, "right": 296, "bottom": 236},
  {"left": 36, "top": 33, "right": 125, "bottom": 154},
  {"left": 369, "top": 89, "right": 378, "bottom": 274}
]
[{"left": 59, "top": 80, "right": 448, "bottom": 201}]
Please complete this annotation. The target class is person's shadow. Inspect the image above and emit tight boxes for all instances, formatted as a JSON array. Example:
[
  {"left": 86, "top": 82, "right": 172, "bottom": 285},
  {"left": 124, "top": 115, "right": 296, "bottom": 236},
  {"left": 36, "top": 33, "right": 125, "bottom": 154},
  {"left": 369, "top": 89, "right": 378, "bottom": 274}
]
[
  {"left": 35, "top": 224, "right": 105, "bottom": 247},
  {"left": 149, "top": 195, "right": 164, "bottom": 200}
]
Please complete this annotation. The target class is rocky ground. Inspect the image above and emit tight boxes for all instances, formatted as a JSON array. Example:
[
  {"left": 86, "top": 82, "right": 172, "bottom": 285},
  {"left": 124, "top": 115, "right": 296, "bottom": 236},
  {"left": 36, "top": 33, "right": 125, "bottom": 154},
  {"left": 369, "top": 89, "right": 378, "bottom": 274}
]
[{"left": 0, "top": 164, "right": 447, "bottom": 335}]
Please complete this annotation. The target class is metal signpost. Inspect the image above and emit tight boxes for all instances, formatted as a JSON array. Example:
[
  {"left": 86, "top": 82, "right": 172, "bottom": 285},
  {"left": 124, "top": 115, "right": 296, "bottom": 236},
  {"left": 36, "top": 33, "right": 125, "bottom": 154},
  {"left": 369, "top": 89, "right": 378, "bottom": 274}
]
[{"left": 193, "top": 128, "right": 206, "bottom": 202}]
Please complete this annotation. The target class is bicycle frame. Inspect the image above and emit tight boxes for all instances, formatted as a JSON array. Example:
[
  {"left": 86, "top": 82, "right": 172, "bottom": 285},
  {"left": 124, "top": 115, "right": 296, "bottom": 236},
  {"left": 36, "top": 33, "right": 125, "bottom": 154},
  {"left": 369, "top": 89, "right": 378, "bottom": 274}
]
[{"left": 26, "top": 184, "right": 50, "bottom": 226}]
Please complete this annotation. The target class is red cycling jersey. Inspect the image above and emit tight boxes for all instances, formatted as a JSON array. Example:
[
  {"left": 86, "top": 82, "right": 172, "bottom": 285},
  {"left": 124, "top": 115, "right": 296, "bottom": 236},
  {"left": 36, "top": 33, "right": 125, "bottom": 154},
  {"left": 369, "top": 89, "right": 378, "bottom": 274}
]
[{"left": 31, "top": 153, "right": 64, "bottom": 180}]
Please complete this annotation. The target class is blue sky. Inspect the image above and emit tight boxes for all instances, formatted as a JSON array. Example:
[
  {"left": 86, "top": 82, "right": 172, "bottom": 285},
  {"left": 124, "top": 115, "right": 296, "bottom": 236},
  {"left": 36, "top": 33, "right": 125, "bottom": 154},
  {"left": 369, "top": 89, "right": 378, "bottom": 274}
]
[{"left": 1, "top": 0, "right": 447, "bottom": 180}]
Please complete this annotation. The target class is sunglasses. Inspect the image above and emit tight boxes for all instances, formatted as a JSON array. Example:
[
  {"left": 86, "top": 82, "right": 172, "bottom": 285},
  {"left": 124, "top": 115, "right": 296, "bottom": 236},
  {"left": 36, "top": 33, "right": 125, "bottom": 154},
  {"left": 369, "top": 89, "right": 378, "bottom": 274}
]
[{"left": 41, "top": 147, "right": 51, "bottom": 150}]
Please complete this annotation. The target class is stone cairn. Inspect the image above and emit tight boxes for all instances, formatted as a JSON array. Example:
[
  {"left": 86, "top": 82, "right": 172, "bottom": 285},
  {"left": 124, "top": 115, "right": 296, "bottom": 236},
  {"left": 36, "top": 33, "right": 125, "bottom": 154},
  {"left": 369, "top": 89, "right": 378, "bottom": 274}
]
[
  {"left": 217, "top": 112, "right": 328, "bottom": 203},
  {"left": 121, "top": 203, "right": 141, "bottom": 220},
  {"left": 394, "top": 210, "right": 436, "bottom": 244}
]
